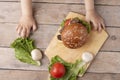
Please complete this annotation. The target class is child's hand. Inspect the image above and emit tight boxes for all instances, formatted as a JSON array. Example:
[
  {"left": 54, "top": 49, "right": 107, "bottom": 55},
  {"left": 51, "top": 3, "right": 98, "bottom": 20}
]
[
  {"left": 16, "top": 16, "right": 37, "bottom": 38},
  {"left": 86, "top": 10, "right": 105, "bottom": 32}
]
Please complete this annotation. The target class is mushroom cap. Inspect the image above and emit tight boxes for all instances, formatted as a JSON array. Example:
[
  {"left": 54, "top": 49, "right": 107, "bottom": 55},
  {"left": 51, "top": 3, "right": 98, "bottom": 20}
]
[
  {"left": 82, "top": 52, "right": 93, "bottom": 62},
  {"left": 31, "top": 49, "right": 42, "bottom": 61},
  {"left": 61, "top": 23, "right": 88, "bottom": 49}
]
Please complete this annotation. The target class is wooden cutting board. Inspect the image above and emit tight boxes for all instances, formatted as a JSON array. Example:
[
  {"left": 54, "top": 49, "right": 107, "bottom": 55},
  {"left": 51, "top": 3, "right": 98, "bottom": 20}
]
[{"left": 45, "top": 12, "right": 108, "bottom": 76}]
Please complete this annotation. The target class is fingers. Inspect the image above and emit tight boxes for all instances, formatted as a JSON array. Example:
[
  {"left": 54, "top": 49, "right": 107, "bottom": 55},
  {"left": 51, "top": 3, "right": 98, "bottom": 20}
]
[
  {"left": 26, "top": 27, "right": 30, "bottom": 37},
  {"left": 32, "top": 23, "right": 37, "bottom": 32},
  {"left": 91, "top": 20, "right": 105, "bottom": 32},
  {"left": 16, "top": 16, "right": 37, "bottom": 37},
  {"left": 86, "top": 17, "right": 90, "bottom": 24},
  {"left": 86, "top": 12, "right": 105, "bottom": 32},
  {"left": 92, "top": 20, "right": 98, "bottom": 31},
  {"left": 101, "top": 21, "right": 105, "bottom": 30},
  {"left": 21, "top": 27, "right": 26, "bottom": 38},
  {"left": 16, "top": 24, "right": 20, "bottom": 31},
  {"left": 16, "top": 24, "right": 37, "bottom": 38},
  {"left": 16, "top": 24, "right": 27, "bottom": 38},
  {"left": 98, "top": 23, "right": 102, "bottom": 32},
  {"left": 16, "top": 25, "right": 23, "bottom": 36}
]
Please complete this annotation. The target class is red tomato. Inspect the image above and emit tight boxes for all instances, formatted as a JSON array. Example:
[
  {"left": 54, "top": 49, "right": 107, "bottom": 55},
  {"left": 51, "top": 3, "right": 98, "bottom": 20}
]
[
  {"left": 50, "top": 62, "right": 66, "bottom": 78},
  {"left": 64, "top": 18, "right": 71, "bottom": 27}
]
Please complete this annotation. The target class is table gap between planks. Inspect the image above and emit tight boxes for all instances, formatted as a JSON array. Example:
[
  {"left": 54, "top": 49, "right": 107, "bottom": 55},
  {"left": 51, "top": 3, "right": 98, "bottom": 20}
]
[{"left": 0, "top": 0, "right": 120, "bottom": 80}]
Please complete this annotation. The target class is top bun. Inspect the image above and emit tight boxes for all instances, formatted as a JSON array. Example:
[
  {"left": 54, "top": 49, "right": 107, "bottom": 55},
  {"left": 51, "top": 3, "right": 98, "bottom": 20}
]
[{"left": 61, "top": 23, "right": 88, "bottom": 49}]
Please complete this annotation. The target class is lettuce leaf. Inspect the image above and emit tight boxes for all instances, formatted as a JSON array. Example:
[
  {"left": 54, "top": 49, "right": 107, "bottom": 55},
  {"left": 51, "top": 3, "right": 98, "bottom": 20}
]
[
  {"left": 60, "top": 19, "right": 65, "bottom": 27},
  {"left": 79, "top": 19, "right": 91, "bottom": 33},
  {"left": 10, "top": 38, "right": 39, "bottom": 66},
  {"left": 60, "top": 17, "right": 91, "bottom": 33},
  {"left": 49, "top": 56, "right": 86, "bottom": 80}
]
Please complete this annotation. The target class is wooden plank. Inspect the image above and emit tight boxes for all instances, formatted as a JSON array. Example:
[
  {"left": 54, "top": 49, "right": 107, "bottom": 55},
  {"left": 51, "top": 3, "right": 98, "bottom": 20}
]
[
  {"left": 0, "top": 23, "right": 120, "bottom": 51},
  {"left": 0, "top": 47, "right": 120, "bottom": 73},
  {"left": 101, "top": 28, "right": 120, "bottom": 51},
  {"left": 0, "top": 70, "right": 120, "bottom": 80},
  {"left": 0, "top": 70, "right": 49, "bottom": 80},
  {"left": 0, "top": 0, "right": 120, "bottom": 5},
  {"left": 88, "top": 51, "right": 120, "bottom": 73},
  {"left": 78, "top": 73, "right": 120, "bottom": 80},
  {"left": 0, "top": 2, "right": 120, "bottom": 27}
]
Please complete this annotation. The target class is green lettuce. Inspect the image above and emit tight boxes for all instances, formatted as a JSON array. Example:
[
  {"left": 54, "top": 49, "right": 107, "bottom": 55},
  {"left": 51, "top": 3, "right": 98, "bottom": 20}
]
[
  {"left": 60, "top": 17, "right": 91, "bottom": 33},
  {"left": 10, "top": 38, "right": 40, "bottom": 66},
  {"left": 60, "top": 19, "right": 65, "bottom": 27},
  {"left": 79, "top": 19, "right": 91, "bottom": 33},
  {"left": 49, "top": 56, "right": 86, "bottom": 80}
]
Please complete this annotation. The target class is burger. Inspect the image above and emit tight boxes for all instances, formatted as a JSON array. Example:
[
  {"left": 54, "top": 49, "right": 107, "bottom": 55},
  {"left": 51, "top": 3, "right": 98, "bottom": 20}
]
[{"left": 57, "top": 17, "right": 91, "bottom": 49}]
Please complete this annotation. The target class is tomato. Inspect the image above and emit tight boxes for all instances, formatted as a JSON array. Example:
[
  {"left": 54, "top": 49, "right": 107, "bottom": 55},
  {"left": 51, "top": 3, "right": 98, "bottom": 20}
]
[
  {"left": 64, "top": 18, "right": 71, "bottom": 27},
  {"left": 50, "top": 62, "right": 66, "bottom": 78}
]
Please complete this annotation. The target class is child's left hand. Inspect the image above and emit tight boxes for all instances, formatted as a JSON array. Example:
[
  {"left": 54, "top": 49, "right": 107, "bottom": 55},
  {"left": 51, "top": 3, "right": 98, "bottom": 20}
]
[
  {"left": 86, "top": 10, "right": 105, "bottom": 32},
  {"left": 16, "top": 15, "right": 37, "bottom": 38}
]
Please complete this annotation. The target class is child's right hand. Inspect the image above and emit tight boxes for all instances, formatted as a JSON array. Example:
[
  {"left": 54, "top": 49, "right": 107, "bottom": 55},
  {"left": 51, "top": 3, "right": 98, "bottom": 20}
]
[
  {"left": 86, "top": 10, "right": 105, "bottom": 32},
  {"left": 16, "top": 16, "right": 37, "bottom": 38}
]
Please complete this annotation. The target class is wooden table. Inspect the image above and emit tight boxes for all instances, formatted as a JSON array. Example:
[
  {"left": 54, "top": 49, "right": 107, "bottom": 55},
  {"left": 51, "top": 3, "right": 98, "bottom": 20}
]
[{"left": 0, "top": 0, "right": 120, "bottom": 80}]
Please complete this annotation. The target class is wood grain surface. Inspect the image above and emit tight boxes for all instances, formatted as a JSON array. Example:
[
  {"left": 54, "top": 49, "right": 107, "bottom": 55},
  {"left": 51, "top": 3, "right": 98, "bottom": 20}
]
[
  {"left": 0, "top": 2, "right": 120, "bottom": 27},
  {"left": 0, "top": 0, "right": 120, "bottom": 5},
  {"left": 0, "top": 0, "right": 120, "bottom": 80},
  {"left": 0, "top": 70, "right": 120, "bottom": 80}
]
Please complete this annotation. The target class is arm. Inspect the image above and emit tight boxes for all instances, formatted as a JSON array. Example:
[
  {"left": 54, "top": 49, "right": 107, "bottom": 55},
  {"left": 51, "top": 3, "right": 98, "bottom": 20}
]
[
  {"left": 84, "top": 0, "right": 105, "bottom": 32},
  {"left": 21, "top": 0, "right": 33, "bottom": 16},
  {"left": 85, "top": 0, "right": 95, "bottom": 11},
  {"left": 16, "top": 0, "right": 37, "bottom": 38}
]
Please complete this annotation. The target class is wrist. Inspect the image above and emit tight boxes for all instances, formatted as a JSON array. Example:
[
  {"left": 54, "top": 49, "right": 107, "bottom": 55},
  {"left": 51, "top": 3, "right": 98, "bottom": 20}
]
[
  {"left": 21, "top": 14, "right": 33, "bottom": 18},
  {"left": 86, "top": 9, "right": 95, "bottom": 14},
  {"left": 22, "top": 12, "right": 33, "bottom": 16}
]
